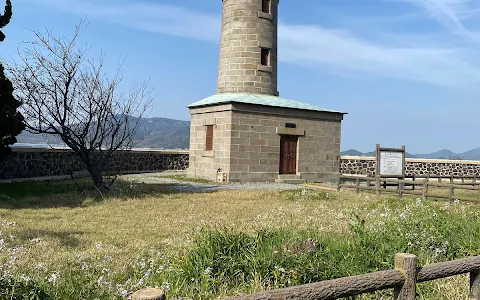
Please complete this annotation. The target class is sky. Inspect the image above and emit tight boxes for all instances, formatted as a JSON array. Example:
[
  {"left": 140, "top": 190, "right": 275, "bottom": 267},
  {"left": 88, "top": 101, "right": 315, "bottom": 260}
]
[{"left": 2, "top": 0, "right": 480, "bottom": 154}]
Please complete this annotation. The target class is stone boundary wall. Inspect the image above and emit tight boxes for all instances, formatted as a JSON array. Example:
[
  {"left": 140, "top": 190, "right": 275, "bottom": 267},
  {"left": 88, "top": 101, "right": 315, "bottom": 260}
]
[
  {"left": 0, "top": 147, "right": 189, "bottom": 180},
  {"left": 340, "top": 156, "right": 480, "bottom": 177},
  {"left": 4, "top": 151, "right": 479, "bottom": 181}
]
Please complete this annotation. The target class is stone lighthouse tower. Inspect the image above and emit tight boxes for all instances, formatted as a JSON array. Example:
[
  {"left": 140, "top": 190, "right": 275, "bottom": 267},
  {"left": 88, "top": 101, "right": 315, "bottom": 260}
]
[
  {"left": 216, "top": 0, "right": 279, "bottom": 96},
  {"left": 187, "top": 0, "right": 346, "bottom": 183}
]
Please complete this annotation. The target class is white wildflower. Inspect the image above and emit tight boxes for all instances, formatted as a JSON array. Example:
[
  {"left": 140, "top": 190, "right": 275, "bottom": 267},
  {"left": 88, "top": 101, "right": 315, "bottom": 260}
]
[
  {"left": 97, "top": 275, "right": 104, "bottom": 286},
  {"left": 161, "top": 282, "right": 171, "bottom": 291},
  {"left": 47, "top": 272, "right": 59, "bottom": 285},
  {"left": 20, "top": 274, "right": 31, "bottom": 282},
  {"left": 204, "top": 267, "right": 213, "bottom": 275}
]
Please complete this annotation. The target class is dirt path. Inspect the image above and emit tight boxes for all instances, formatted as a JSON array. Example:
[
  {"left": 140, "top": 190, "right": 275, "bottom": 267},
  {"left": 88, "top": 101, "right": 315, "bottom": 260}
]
[{"left": 120, "top": 171, "right": 305, "bottom": 192}]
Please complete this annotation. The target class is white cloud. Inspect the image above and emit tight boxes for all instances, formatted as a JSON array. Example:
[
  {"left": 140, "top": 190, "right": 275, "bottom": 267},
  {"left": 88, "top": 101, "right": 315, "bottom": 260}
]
[
  {"left": 392, "top": 0, "right": 480, "bottom": 42},
  {"left": 26, "top": 0, "right": 480, "bottom": 90}
]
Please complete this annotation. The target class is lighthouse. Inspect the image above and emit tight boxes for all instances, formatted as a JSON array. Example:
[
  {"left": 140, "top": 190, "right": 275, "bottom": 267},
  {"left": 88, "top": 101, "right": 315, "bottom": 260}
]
[{"left": 187, "top": 1, "right": 347, "bottom": 183}]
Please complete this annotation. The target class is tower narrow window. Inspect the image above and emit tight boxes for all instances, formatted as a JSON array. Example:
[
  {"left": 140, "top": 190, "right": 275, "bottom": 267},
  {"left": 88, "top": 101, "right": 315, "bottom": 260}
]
[
  {"left": 261, "top": 48, "right": 271, "bottom": 66},
  {"left": 262, "top": 0, "right": 271, "bottom": 14},
  {"left": 205, "top": 125, "right": 214, "bottom": 151}
]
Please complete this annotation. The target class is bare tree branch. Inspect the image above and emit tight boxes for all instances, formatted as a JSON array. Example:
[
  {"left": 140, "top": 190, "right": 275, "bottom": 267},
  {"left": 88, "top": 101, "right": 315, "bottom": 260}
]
[{"left": 6, "top": 19, "right": 153, "bottom": 189}]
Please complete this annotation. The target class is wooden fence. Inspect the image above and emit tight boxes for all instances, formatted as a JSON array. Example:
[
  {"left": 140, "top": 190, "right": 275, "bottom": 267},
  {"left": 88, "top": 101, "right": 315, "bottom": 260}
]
[
  {"left": 337, "top": 175, "right": 480, "bottom": 203},
  {"left": 132, "top": 253, "right": 480, "bottom": 300}
]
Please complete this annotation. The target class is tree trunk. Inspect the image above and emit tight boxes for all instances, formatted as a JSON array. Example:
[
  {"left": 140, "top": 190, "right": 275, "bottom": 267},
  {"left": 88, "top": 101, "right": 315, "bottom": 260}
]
[{"left": 87, "top": 165, "right": 106, "bottom": 190}]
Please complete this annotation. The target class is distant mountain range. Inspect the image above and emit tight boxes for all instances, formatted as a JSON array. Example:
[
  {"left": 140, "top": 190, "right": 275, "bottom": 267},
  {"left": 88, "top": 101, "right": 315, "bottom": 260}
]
[
  {"left": 17, "top": 117, "right": 191, "bottom": 150},
  {"left": 340, "top": 148, "right": 479, "bottom": 160},
  {"left": 15, "top": 116, "right": 480, "bottom": 160}
]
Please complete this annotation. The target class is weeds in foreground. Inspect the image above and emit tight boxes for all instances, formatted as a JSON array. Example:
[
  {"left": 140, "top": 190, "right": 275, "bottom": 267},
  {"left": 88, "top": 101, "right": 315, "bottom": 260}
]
[
  {"left": 170, "top": 196, "right": 480, "bottom": 299},
  {"left": 0, "top": 186, "right": 478, "bottom": 299}
]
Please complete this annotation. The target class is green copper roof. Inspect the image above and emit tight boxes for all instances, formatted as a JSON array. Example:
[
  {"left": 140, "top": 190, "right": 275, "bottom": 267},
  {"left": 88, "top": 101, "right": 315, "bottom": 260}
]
[{"left": 187, "top": 93, "right": 346, "bottom": 114}]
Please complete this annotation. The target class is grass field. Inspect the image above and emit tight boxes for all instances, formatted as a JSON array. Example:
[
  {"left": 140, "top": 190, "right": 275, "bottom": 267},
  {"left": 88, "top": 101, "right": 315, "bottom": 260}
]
[{"left": 0, "top": 177, "right": 479, "bottom": 299}]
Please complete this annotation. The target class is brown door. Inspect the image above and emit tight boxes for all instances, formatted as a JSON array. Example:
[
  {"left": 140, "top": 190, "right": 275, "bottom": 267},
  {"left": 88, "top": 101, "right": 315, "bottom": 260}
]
[{"left": 279, "top": 135, "right": 298, "bottom": 174}]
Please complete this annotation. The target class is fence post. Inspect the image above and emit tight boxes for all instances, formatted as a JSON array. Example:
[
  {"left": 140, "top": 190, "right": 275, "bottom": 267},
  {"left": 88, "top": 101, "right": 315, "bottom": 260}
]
[
  {"left": 470, "top": 270, "right": 480, "bottom": 300},
  {"left": 450, "top": 175, "right": 454, "bottom": 184},
  {"left": 412, "top": 174, "right": 415, "bottom": 191},
  {"left": 393, "top": 253, "right": 417, "bottom": 300},
  {"left": 449, "top": 187, "right": 454, "bottom": 202},
  {"left": 474, "top": 175, "right": 477, "bottom": 186},
  {"left": 336, "top": 175, "right": 341, "bottom": 191},
  {"left": 462, "top": 176, "right": 465, "bottom": 184},
  {"left": 422, "top": 181, "right": 428, "bottom": 200},
  {"left": 398, "top": 181, "right": 404, "bottom": 199},
  {"left": 375, "top": 176, "right": 381, "bottom": 197},
  {"left": 356, "top": 178, "right": 360, "bottom": 193},
  {"left": 132, "top": 288, "right": 166, "bottom": 300}
]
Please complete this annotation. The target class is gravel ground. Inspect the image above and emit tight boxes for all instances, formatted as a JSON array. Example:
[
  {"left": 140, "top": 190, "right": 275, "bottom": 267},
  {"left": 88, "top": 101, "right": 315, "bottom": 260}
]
[{"left": 120, "top": 171, "right": 305, "bottom": 192}]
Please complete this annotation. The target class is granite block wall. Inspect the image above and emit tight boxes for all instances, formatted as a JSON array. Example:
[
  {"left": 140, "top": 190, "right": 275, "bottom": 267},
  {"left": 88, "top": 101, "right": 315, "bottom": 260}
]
[
  {"left": 4, "top": 150, "right": 480, "bottom": 182},
  {"left": 0, "top": 148, "right": 189, "bottom": 180},
  {"left": 340, "top": 156, "right": 480, "bottom": 177},
  {"left": 217, "top": 0, "right": 279, "bottom": 95},
  {"left": 227, "top": 110, "right": 341, "bottom": 182},
  {"left": 187, "top": 102, "right": 344, "bottom": 183}
]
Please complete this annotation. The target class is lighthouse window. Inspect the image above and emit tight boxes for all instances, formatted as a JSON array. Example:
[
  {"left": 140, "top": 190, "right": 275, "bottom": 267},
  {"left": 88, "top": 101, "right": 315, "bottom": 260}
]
[
  {"left": 261, "top": 48, "right": 271, "bottom": 66},
  {"left": 262, "top": 0, "right": 271, "bottom": 14},
  {"left": 205, "top": 125, "right": 214, "bottom": 151}
]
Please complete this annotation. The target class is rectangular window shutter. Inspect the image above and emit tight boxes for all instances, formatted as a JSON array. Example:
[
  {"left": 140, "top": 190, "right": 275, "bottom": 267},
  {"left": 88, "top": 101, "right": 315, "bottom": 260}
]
[
  {"left": 206, "top": 125, "right": 213, "bottom": 151},
  {"left": 262, "top": 0, "right": 271, "bottom": 13},
  {"left": 261, "top": 48, "right": 270, "bottom": 66}
]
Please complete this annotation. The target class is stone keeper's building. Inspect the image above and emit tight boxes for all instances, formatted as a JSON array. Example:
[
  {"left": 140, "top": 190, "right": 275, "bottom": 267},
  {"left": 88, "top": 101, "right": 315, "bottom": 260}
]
[{"left": 187, "top": 0, "right": 346, "bottom": 183}]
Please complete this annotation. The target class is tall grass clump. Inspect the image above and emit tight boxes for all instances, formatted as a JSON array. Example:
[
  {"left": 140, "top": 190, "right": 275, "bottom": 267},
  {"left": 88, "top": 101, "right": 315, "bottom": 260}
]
[
  {"left": 169, "top": 196, "right": 480, "bottom": 299},
  {"left": 1, "top": 184, "right": 480, "bottom": 299}
]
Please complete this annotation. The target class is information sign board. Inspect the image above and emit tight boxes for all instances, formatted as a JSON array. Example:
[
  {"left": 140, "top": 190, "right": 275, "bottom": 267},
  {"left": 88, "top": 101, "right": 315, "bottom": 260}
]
[
  {"left": 379, "top": 151, "right": 403, "bottom": 176},
  {"left": 375, "top": 144, "right": 406, "bottom": 178}
]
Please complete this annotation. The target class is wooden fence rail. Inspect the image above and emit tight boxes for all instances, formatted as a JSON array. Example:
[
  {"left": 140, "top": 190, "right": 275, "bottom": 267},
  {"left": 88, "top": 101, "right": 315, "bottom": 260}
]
[
  {"left": 132, "top": 254, "right": 480, "bottom": 300},
  {"left": 337, "top": 175, "right": 480, "bottom": 203}
]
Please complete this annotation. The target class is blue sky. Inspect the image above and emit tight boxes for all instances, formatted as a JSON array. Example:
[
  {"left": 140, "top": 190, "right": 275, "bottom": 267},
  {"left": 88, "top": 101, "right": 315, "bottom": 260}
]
[{"left": 2, "top": 0, "right": 480, "bottom": 154}]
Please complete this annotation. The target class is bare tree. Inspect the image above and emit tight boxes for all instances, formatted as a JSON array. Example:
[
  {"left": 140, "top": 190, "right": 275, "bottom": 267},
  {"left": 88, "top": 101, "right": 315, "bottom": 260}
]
[{"left": 7, "top": 20, "right": 152, "bottom": 189}]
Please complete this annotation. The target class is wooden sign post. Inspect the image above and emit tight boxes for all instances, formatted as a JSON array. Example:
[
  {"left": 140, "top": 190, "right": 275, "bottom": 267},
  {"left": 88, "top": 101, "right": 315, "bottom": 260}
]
[{"left": 375, "top": 144, "right": 406, "bottom": 197}]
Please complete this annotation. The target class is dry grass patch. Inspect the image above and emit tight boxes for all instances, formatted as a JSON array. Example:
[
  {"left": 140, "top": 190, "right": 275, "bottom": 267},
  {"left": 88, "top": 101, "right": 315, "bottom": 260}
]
[
  {"left": 0, "top": 188, "right": 362, "bottom": 274},
  {"left": 0, "top": 178, "right": 479, "bottom": 299}
]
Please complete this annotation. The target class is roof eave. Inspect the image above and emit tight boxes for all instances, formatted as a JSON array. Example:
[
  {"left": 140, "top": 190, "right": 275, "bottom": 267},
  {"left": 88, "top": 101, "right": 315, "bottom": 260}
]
[{"left": 188, "top": 101, "right": 347, "bottom": 114}]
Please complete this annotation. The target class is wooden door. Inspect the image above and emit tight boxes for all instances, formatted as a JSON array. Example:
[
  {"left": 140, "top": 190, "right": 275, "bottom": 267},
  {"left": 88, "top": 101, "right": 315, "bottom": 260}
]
[{"left": 279, "top": 135, "right": 298, "bottom": 174}]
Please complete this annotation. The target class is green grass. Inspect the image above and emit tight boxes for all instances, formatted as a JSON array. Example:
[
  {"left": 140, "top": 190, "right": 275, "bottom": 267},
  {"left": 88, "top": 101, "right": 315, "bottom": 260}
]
[
  {"left": 0, "top": 179, "right": 93, "bottom": 198},
  {"left": 0, "top": 177, "right": 479, "bottom": 299},
  {"left": 0, "top": 178, "right": 178, "bottom": 209}
]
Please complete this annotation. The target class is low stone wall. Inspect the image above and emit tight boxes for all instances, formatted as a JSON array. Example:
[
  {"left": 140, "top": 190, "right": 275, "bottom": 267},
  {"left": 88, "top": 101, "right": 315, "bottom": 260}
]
[
  {"left": 4, "top": 150, "right": 479, "bottom": 181},
  {"left": 0, "top": 147, "right": 189, "bottom": 180},
  {"left": 340, "top": 156, "right": 480, "bottom": 177}
]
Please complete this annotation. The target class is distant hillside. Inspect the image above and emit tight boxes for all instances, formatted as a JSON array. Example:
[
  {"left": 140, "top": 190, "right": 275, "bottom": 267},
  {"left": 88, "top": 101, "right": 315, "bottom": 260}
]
[
  {"left": 414, "top": 149, "right": 456, "bottom": 159},
  {"left": 341, "top": 149, "right": 417, "bottom": 158},
  {"left": 135, "top": 117, "right": 190, "bottom": 149},
  {"left": 340, "top": 149, "right": 363, "bottom": 156},
  {"left": 17, "top": 117, "right": 191, "bottom": 150},
  {"left": 341, "top": 148, "right": 480, "bottom": 160},
  {"left": 16, "top": 119, "right": 480, "bottom": 159}
]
